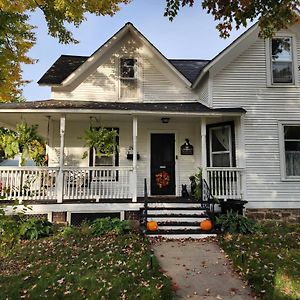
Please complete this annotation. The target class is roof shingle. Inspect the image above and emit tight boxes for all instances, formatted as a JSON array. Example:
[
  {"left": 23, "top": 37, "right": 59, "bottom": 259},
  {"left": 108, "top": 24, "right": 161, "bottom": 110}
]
[
  {"left": 38, "top": 56, "right": 210, "bottom": 85},
  {"left": 0, "top": 100, "right": 246, "bottom": 114}
]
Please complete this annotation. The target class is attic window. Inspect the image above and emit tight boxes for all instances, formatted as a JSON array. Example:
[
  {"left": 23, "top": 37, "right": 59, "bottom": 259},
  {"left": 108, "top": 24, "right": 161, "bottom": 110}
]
[
  {"left": 271, "top": 37, "right": 294, "bottom": 84},
  {"left": 120, "top": 58, "right": 137, "bottom": 99}
]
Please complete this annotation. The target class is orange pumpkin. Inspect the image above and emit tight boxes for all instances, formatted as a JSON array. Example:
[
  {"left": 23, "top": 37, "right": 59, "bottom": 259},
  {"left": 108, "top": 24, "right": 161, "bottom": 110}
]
[
  {"left": 200, "top": 219, "right": 213, "bottom": 231},
  {"left": 147, "top": 220, "right": 158, "bottom": 231}
]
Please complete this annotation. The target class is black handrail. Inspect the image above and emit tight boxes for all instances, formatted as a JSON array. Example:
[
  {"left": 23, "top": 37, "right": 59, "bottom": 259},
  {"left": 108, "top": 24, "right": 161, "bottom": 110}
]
[
  {"left": 140, "top": 178, "right": 148, "bottom": 233},
  {"left": 202, "top": 178, "right": 215, "bottom": 213}
]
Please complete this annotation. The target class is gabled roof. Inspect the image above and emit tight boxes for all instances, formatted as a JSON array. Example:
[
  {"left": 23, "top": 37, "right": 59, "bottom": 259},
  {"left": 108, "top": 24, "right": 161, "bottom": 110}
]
[
  {"left": 192, "top": 23, "right": 260, "bottom": 88},
  {"left": 38, "top": 56, "right": 209, "bottom": 85},
  {"left": 38, "top": 55, "right": 88, "bottom": 85},
  {"left": 38, "top": 22, "right": 195, "bottom": 87},
  {"left": 169, "top": 60, "right": 210, "bottom": 83}
]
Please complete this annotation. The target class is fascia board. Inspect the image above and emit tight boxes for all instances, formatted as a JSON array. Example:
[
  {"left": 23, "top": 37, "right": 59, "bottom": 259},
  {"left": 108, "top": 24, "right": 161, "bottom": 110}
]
[
  {"left": 61, "top": 25, "right": 130, "bottom": 86},
  {"left": 129, "top": 27, "right": 192, "bottom": 87},
  {"left": 0, "top": 109, "right": 244, "bottom": 117},
  {"left": 192, "top": 23, "right": 259, "bottom": 88}
]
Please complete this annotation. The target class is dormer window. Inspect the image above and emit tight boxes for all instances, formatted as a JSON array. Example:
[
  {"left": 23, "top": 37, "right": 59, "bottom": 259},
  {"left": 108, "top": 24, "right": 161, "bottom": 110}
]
[
  {"left": 120, "top": 58, "right": 137, "bottom": 99},
  {"left": 271, "top": 37, "right": 294, "bottom": 84}
]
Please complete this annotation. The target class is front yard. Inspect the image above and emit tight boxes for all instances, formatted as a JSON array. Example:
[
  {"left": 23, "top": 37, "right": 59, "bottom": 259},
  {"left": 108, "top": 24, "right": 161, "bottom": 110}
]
[
  {"left": 219, "top": 222, "right": 300, "bottom": 300},
  {"left": 0, "top": 231, "right": 172, "bottom": 299}
]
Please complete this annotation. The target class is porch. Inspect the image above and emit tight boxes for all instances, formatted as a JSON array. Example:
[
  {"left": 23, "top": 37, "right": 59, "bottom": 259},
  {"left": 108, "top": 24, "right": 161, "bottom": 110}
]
[{"left": 0, "top": 100, "right": 246, "bottom": 205}]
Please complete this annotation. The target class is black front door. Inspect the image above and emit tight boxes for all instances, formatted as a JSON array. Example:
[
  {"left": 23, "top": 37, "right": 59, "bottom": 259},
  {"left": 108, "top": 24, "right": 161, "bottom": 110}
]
[{"left": 151, "top": 133, "right": 176, "bottom": 195}]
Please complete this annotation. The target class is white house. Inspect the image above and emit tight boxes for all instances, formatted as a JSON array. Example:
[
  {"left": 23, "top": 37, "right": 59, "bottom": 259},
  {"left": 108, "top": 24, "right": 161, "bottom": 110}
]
[{"left": 0, "top": 21, "right": 299, "bottom": 225}]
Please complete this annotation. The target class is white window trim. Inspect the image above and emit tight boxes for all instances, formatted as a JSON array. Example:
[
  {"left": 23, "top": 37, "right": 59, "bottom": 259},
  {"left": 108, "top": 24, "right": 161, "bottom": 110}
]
[
  {"left": 209, "top": 125, "right": 233, "bottom": 167},
  {"left": 278, "top": 121, "right": 300, "bottom": 181},
  {"left": 118, "top": 57, "right": 139, "bottom": 100},
  {"left": 92, "top": 148, "right": 116, "bottom": 167},
  {"left": 266, "top": 34, "right": 298, "bottom": 87}
]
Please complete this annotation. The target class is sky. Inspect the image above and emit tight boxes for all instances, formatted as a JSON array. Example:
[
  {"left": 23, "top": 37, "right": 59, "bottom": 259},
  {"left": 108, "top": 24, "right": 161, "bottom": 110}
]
[{"left": 22, "top": 0, "right": 250, "bottom": 101}]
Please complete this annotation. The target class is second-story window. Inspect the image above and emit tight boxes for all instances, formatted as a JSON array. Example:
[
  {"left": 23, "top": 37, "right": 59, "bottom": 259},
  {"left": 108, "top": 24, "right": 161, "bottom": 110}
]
[
  {"left": 271, "top": 37, "right": 294, "bottom": 84},
  {"left": 120, "top": 58, "right": 137, "bottom": 99}
]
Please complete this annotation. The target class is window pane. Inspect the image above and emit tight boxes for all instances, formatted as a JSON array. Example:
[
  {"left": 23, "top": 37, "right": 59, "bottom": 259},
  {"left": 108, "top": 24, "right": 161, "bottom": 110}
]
[
  {"left": 211, "top": 127, "right": 230, "bottom": 152},
  {"left": 284, "top": 126, "right": 300, "bottom": 139},
  {"left": 212, "top": 153, "right": 230, "bottom": 167},
  {"left": 285, "top": 141, "right": 300, "bottom": 151},
  {"left": 95, "top": 155, "right": 113, "bottom": 166},
  {"left": 121, "top": 58, "right": 135, "bottom": 78},
  {"left": 272, "top": 62, "right": 293, "bottom": 83},
  {"left": 272, "top": 38, "right": 292, "bottom": 61},
  {"left": 120, "top": 79, "right": 137, "bottom": 98}
]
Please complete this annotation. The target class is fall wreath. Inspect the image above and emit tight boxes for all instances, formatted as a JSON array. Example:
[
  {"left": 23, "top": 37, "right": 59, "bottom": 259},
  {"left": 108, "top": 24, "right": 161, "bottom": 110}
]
[{"left": 155, "top": 171, "right": 170, "bottom": 188}]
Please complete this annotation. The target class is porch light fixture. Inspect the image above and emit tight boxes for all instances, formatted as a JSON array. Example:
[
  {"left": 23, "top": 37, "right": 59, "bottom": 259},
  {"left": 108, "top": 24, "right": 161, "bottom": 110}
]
[{"left": 161, "top": 117, "right": 170, "bottom": 124}]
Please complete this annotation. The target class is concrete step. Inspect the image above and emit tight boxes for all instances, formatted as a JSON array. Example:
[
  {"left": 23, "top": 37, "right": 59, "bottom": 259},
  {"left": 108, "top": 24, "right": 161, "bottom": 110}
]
[
  {"left": 146, "top": 202, "right": 203, "bottom": 208},
  {"left": 147, "top": 233, "right": 216, "bottom": 239},
  {"left": 146, "top": 228, "right": 216, "bottom": 239},
  {"left": 157, "top": 225, "right": 201, "bottom": 230},
  {"left": 145, "top": 209, "right": 207, "bottom": 215}
]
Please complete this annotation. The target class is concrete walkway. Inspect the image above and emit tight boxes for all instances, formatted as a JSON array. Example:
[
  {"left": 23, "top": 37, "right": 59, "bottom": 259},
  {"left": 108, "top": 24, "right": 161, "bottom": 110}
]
[{"left": 152, "top": 239, "right": 255, "bottom": 300}]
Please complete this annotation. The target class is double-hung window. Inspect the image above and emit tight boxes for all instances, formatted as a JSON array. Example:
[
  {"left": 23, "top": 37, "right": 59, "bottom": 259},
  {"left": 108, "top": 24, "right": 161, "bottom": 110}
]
[
  {"left": 283, "top": 125, "right": 300, "bottom": 178},
  {"left": 207, "top": 122, "right": 236, "bottom": 167},
  {"left": 89, "top": 128, "right": 119, "bottom": 180},
  {"left": 271, "top": 37, "right": 294, "bottom": 84},
  {"left": 120, "top": 58, "right": 137, "bottom": 99}
]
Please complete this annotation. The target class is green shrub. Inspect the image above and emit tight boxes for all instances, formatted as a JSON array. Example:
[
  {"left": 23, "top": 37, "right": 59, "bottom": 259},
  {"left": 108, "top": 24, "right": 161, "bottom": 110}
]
[
  {"left": 216, "top": 210, "right": 258, "bottom": 234},
  {"left": 0, "top": 216, "right": 21, "bottom": 256},
  {"left": 19, "top": 218, "right": 53, "bottom": 240},
  {"left": 90, "top": 217, "right": 131, "bottom": 236}
]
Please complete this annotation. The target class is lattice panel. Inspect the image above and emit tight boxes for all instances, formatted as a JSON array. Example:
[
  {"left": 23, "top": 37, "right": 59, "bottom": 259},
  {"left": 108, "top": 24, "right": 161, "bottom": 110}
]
[{"left": 70, "top": 212, "right": 120, "bottom": 226}]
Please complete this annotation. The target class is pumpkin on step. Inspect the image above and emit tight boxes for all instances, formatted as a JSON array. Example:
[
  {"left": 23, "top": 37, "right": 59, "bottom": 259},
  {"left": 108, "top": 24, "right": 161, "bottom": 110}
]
[
  {"left": 147, "top": 220, "right": 158, "bottom": 231},
  {"left": 200, "top": 219, "right": 213, "bottom": 231}
]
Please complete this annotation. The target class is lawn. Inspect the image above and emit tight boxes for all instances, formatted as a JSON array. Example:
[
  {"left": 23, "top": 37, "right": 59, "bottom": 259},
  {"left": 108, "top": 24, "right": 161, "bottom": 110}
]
[
  {"left": 0, "top": 232, "right": 172, "bottom": 299},
  {"left": 219, "top": 222, "right": 300, "bottom": 300}
]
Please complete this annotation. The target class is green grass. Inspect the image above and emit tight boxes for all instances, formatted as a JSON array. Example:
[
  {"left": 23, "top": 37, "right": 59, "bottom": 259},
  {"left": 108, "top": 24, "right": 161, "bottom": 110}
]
[
  {"left": 219, "top": 222, "right": 300, "bottom": 300},
  {"left": 0, "top": 233, "right": 172, "bottom": 299}
]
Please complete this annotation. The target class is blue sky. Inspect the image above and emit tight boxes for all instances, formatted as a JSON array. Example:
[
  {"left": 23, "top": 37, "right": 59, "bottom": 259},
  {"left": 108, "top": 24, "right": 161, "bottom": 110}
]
[{"left": 23, "top": 1, "right": 249, "bottom": 100}]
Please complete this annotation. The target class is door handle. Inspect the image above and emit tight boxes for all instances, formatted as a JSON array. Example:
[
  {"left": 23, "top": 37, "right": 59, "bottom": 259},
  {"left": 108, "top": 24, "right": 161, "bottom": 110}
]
[{"left": 159, "top": 166, "right": 166, "bottom": 169}]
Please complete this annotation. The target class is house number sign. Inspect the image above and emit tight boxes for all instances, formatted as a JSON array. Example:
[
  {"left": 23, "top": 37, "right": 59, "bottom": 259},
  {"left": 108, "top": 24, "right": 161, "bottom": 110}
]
[{"left": 181, "top": 139, "right": 193, "bottom": 155}]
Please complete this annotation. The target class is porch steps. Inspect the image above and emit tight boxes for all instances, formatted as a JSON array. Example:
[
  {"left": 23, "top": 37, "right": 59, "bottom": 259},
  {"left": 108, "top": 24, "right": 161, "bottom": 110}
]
[{"left": 142, "top": 203, "right": 216, "bottom": 239}]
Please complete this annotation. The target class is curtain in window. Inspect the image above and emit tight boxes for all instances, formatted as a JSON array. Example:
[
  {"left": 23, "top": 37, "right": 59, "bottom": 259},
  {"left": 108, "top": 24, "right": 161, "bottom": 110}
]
[{"left": 286, "top": 152, "right": 300, "bottom": 176}]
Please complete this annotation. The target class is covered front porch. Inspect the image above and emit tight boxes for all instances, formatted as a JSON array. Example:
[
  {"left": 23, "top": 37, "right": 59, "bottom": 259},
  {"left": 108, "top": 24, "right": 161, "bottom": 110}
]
[{"left": 0, "top": 100, "right": 246, "bottom": 204}]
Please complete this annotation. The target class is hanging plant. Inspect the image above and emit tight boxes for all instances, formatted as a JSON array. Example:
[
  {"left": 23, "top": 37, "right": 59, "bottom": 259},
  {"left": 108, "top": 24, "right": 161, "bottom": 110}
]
[
  {"left": 0, "top": 122, "right": 46, "bottom": 166},
  {"left": 80, "top": 127, "right": 118, "bottom": 159}
]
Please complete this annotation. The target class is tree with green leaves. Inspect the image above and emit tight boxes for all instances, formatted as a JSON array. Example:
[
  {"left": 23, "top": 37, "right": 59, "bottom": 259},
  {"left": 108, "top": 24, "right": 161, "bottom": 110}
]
[{"left": 0, "top": 0, "right": 299, "bottom": 102}]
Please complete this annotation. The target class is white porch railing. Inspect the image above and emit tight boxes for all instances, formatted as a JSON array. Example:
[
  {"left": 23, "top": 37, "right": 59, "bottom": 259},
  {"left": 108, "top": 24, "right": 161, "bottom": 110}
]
[
  {"left": 206, "top": 167, "right": 243, "bottom": 199},
  {"left": 63, "top": 166, "right": 133, "bottom": 200},
  {"left": 0, "top": 167, "right": 58, "bottom": 201}
]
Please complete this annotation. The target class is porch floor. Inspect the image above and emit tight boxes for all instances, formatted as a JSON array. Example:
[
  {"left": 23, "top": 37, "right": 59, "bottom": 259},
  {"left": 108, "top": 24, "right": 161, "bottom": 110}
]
[{"left": 4, "top": 197, "right": 201, "bottom": 205}]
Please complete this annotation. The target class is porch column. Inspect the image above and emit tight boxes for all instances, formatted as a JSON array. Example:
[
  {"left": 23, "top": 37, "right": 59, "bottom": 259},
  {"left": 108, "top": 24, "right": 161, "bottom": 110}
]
[
  {"left": 57, "top": 115, "right": 66, "bottom": 203},
  {"left": 201, "top": 118, "right": 207, "bottom": 181},
  {"left": 132, "top": 116, "right": 138, "bottom": 202},
  {"left": 239, "top": 115, "right": 247, "bottom": 200}
]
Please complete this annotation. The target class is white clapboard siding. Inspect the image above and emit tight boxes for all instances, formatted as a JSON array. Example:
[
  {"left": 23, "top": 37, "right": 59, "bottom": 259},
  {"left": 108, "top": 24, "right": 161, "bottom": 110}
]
[
  {"left": 212, "top": 29, "right": 300, "bottom": 207},
  {"left": 51, "top": 33, "right": 196, "bottom": 103},
  {"left": 197, "top": 75, "right": 209, "bottom": 104},
  {"left": 142, "top": 57, "right": 196, "bottom": 102}
]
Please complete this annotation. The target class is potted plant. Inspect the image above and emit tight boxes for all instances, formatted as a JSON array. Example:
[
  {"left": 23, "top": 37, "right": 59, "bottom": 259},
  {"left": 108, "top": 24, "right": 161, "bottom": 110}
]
[
  {"left": 0, "top": 122, "right": 46, "bottom": 166},
  {"left": 80, "top": 127, "right": 118, "bottom": 159}
]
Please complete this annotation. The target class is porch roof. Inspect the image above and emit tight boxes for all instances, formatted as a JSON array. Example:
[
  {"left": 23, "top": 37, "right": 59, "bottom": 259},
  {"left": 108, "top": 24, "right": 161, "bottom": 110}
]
[{"left": 0, "top": 100, "right": 246, "bottom": 115}]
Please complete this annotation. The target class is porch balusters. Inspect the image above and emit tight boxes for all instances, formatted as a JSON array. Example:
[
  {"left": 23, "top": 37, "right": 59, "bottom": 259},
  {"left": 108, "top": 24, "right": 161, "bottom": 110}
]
[{"left": 206, "top": 168, "right": 243, "bottom": 200}]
